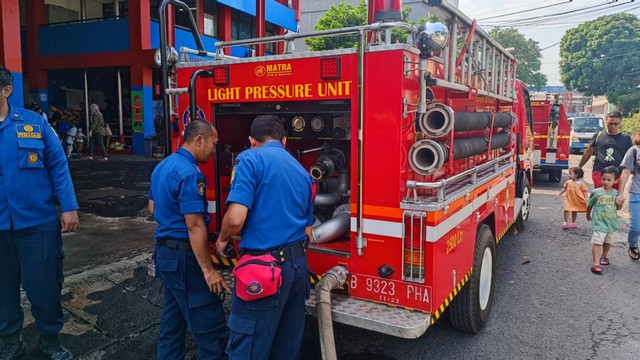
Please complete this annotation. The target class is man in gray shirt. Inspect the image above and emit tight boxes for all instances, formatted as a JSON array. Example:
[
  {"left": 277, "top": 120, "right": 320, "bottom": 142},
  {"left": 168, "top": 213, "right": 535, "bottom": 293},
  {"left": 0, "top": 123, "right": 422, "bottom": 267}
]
[{"left": 616, "top": 134, "right": 640, "bottom": 261}]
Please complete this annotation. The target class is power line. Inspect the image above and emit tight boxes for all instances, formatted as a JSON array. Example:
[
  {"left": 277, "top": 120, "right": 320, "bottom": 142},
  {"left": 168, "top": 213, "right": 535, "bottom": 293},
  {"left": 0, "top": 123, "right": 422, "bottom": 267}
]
[
  {"left": 472, "top": 0, "right": 552, "bottom": 17},
  {"left": 480, "top": 1, "right": 632, "bottom": 26},
  {"left": 541, "top": 42, "right": 562, "bottom": 51},
  {"left": 483, "top": 2, "right": 610, "bottom": 25},
  {"left": 476, "top": 0, "right": 572, "bottom": 21},
  {"left": 514, "top": 2, "right": 639, "bottom": 26},
  {"left": 482, "top": 3, "right": 640, "bottom": 28}
]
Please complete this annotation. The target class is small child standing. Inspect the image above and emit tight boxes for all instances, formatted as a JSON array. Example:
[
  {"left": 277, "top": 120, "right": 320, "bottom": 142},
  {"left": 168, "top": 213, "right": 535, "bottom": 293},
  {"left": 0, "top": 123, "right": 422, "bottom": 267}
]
[
  {"left": 586, "top": 166, "right": 623, "bottom": 274},
  {"left": 75, "top": 127, "right": 86, "bottom": 153},
  {"left": 556, "top": 166, "right": 588, "bottom": 229}
]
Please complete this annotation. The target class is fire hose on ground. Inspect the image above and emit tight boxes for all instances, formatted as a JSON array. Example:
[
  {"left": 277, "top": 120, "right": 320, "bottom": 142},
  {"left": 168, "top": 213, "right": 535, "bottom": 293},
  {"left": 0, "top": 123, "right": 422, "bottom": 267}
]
[{"left": 316, "top": 265, "right": 349, "bottom": 360}]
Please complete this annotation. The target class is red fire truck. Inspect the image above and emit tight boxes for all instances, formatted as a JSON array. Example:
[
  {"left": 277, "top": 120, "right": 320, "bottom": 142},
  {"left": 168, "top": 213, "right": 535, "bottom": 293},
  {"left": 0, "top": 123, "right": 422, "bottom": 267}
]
[
  {"left": 531, "top": 100, "right": 570, "bottom": 182},
  {"left": 158, "top": 0, "right": 534, "bottom": 343}
]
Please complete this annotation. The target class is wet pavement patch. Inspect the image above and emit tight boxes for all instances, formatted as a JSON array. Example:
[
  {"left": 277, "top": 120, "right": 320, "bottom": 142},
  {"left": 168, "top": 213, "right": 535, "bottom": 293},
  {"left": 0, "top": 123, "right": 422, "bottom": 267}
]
[
  {"left": 69, "top": 157, "right": 158, "bottom": 218},
  {"left": 79, "top": 194, "right": 149, "bottom": 218},
  {"left": 21, "top": 312, "right": 112, "bottom": 360}
]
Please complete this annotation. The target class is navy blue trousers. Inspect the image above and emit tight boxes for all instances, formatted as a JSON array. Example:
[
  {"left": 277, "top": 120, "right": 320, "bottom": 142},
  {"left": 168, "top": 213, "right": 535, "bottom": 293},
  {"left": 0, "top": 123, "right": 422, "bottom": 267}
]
[
  {"left": 154, "top": 244, "right": 226, "bottom": 360},
  {"left": 0, "top": 219, "right": 64, "bottom": 336},
  {"left": 226, "top": 253, "right": 310, "bottom": 360}
]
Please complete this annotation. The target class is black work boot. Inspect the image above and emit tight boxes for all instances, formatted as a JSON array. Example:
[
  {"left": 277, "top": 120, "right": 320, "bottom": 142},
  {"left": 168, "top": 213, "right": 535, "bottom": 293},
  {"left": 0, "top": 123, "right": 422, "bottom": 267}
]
[
  {"left": 0, "top": 331, "right": 26, "bottom": 360},
  {"left": 37, "top": 335, "right": 73, "bottom": 360}
]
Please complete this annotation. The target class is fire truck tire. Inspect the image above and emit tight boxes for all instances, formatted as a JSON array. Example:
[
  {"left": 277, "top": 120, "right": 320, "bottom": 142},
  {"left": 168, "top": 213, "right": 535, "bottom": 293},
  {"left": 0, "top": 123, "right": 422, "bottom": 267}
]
[
  {"left": 511, "top": 175, "right": 531, "bottom": 234},
  {"left": 548, "top": 169, "right": 562, "bottom": 183},
  {"left": 449, "top": 224, "right": 496, "bottom": 333}
]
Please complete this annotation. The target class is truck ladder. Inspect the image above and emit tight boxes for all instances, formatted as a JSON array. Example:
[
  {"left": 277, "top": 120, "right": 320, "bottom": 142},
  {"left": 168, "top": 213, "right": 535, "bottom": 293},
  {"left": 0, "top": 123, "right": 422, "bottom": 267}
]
[{"left": 425, "top": 0, "right": 518, "bottom": 102}]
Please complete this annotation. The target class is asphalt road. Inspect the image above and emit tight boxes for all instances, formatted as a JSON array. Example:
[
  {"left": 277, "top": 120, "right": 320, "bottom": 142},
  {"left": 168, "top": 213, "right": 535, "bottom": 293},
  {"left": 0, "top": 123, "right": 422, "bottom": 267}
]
[
  {"left": 301, "top": 154, "right": 640, "bottom": 360},
  {"left": 20, "top": 154, "right": 639, "bottom": 359}
]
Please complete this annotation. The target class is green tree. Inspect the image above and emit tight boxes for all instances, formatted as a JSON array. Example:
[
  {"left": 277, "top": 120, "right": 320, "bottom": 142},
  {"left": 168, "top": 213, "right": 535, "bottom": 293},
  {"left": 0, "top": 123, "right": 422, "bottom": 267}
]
[
  {"left": 305, "top": 1, "right": 435, "bottom": 51},
  {"left": 305, "top": 0, "right": 367, "bottom": 51},
  {"left": 488, "top": 28, "right": 547, "bottom": 89},
  {"left": 559, "top": 13, "right": 640, "bottom": 112}
]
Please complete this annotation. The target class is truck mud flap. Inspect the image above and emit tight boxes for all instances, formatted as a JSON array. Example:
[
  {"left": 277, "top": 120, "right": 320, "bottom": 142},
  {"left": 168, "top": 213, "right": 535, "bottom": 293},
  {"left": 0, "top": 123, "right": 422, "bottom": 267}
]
[
  {"left": 305, "top": 290, "right": 431, "bottom": 339},
  {"left": 513, "top": 198, "right": 523, "bottom": 221}
]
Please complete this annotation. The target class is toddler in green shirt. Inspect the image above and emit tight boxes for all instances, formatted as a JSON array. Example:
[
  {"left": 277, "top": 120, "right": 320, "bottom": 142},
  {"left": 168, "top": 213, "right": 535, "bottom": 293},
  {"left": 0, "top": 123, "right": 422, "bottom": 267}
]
[{"left": 587, "top": 166, "right": 623, "bottom": 274}]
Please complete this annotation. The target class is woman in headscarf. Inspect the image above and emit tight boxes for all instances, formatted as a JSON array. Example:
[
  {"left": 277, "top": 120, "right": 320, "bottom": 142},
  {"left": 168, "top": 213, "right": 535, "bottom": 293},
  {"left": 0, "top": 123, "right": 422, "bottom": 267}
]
[{"left": 87, "top": 103, "right": 108, "bottom": 161}]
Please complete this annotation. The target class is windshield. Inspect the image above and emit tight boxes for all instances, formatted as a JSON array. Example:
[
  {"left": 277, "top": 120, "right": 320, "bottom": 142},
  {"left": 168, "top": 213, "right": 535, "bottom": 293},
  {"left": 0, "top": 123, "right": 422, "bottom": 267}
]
[{"left": 571, "top": 117, "right": 603, "bottom": 132}]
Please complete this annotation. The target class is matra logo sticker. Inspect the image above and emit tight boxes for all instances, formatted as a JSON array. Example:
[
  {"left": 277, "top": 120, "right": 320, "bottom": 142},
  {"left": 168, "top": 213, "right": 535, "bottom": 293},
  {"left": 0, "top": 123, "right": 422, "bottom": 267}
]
[
  {"left": 255, "top": 63, "right": 292, "bottom": 77},
  {"left": 181, "top": 107, "right": 206, "bottom": 126}
]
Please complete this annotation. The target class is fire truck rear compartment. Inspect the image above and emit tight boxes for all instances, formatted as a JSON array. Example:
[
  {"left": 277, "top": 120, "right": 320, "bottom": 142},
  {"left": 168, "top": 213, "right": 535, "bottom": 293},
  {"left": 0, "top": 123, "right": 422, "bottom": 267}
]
[{"left": 213, "top": 100, "right": 353, "bottom": 257}]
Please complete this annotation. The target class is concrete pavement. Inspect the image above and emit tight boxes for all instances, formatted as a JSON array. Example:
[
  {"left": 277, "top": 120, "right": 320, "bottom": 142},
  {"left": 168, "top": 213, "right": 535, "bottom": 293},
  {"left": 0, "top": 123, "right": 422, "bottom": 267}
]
[{"left": 17, "top": 155, "right": 198, "bottom": 360}]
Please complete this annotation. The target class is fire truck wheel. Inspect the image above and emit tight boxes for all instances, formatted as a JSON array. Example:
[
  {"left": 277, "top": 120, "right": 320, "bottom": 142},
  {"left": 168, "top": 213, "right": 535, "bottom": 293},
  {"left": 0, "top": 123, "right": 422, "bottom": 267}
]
[
  {"left": 449, "top": 224, "right": 496, "bottom": 333},
  {"left": 548, "top": 169, "right": 562, "bottom": 183},
  {"left": 511, "top": 175, "right": 531, "bottom": 233}
]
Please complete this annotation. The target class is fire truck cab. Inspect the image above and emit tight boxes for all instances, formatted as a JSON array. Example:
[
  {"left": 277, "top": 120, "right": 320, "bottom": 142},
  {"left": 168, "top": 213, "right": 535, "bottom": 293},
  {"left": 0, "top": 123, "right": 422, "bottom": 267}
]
[{"left": 158, "top": 0, "right": 535, "bottom": 342}]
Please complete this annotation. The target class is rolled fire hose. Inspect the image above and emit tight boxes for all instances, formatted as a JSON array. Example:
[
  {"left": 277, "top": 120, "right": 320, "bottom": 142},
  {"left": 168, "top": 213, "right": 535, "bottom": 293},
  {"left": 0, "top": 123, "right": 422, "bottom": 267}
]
[
  {"left": 409, "top": 132, "right": 512, "bottom": 175},
  {"left": 420, "top": 103, "right": 513, "bottom": 137}
]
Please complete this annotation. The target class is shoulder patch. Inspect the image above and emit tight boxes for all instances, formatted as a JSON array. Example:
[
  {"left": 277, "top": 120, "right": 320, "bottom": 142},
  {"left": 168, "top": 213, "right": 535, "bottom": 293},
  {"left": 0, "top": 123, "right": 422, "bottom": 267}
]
[
  {"left": 197, "top": 178, "right": 206, "bottom": 197},
  {"left": 16, "top": 124, "right": 42, "bottom": 139}
]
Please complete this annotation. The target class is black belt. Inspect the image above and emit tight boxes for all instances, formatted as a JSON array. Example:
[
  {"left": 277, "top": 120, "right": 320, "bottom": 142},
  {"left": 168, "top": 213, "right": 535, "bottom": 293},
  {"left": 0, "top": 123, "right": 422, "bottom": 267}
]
[
  {"left": 158, "top": 238, "right": 191, "bottom": 251},
  {"left": 240, "top": 239, "right": 308, "bottom": 263}
]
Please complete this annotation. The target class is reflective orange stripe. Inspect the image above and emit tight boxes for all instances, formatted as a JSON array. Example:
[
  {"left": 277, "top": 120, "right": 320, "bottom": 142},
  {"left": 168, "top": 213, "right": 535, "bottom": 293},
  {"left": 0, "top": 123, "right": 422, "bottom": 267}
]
[{"left": 348, "top": 168, "right": 515, "bottom": 225}]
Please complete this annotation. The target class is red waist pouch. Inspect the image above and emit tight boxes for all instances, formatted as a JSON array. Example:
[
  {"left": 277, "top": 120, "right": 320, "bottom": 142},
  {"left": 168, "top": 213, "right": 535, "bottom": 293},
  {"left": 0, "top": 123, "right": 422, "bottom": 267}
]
[{"left": 232, "top": 254, "right": 282, "bottom": 301}]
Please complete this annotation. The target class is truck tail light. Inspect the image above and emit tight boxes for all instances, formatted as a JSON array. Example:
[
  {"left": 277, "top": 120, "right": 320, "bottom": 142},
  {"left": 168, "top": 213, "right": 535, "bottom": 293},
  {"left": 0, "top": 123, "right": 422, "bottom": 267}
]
[
  {"left": 320, "top": 58, "right": 341, "bottom": 80},
  {"left": 403, "top": 212, "right": 426, "bottom": 283},
  {"left": 212, "top": 66, "right": 230, "bottom": 86}
]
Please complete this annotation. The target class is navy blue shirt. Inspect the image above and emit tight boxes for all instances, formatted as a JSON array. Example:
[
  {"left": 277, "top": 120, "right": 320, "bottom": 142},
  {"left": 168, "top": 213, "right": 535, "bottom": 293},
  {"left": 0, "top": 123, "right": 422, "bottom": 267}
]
[
  {"left": 227, "top": 141, "right": 315, "bottom": 250},
  {"left": 149, "top": 148, "right": 209, "bottom": 240},
  {"left": 0, "top": 105, "right": 78, "bottom": 230}
]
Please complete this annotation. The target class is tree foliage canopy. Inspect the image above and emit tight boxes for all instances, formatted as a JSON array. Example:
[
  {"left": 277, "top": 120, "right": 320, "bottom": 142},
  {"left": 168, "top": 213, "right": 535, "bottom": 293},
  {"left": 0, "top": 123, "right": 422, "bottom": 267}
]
[
  {"left": 488, "top": 28, "right": 547, "bottom": 89},
  {"left": 305, "top": 0, "right": 435, "bottom": 51},
  {"left": 559, "top": 13, "right": 640, "bottom": 112},
  {"left": 304, "top": 0, "right": 368, "bottom": 51}
]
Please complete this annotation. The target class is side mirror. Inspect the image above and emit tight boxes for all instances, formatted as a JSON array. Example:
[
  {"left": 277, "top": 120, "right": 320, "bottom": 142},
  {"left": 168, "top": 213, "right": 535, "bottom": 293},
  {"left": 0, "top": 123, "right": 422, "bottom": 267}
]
[{"left": 416, "top": 22, "right": 448, "bottom": 59}]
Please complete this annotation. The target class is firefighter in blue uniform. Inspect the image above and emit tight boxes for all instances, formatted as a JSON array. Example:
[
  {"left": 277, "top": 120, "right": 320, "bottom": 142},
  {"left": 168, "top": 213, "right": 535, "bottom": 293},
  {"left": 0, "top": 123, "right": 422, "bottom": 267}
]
[
  {"left": 0, "top": 66, "right": 79, "bottom": 360},
  {"left": 216, "top": 115, "right": 315, "bottom": 360},
  {"left": 149, "top": 118, "right": 231, "bottom": 360}
]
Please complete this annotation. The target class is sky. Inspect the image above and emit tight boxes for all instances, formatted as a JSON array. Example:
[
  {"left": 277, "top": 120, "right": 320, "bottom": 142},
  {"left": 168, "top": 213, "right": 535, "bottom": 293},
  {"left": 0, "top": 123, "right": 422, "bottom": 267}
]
[{"left": 458, "top": 0, "right": 640, "bottom": 86}]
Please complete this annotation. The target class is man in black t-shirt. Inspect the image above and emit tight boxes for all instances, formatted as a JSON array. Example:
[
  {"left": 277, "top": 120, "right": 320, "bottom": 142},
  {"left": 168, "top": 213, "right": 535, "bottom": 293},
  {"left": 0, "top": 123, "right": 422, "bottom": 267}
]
[{"left": 579, "top": 111, "right": 631, "bottom": 189}]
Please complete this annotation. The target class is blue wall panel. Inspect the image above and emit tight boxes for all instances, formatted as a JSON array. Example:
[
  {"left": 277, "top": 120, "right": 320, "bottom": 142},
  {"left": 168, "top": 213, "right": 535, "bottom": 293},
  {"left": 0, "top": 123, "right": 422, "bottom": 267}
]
[
  {"left": 39, "top": 18, "right": 130, "bottom": 56},
  {"left": 150, "top": 21, "right": 252, "bottom": 59},
  {"left": 217, "top": 0, "right": 296, "bottom": 31},
  {"left": 9, "top": 72, "right": 24, "bottom": 108},
  {"left": 150, "top": 21, "right": 218, "bottom": 53}
]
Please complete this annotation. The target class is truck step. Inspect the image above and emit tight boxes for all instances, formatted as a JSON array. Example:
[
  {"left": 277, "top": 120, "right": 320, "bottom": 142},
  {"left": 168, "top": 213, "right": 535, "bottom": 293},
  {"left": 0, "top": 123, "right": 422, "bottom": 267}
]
[
  {"left": 149, "top": 263, "right": 431, "bottom": 339},
  {"left": 305, "top": 290, "right": 431, "bottom": 339}
]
